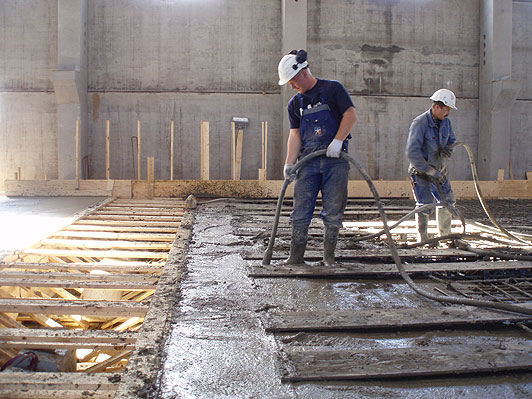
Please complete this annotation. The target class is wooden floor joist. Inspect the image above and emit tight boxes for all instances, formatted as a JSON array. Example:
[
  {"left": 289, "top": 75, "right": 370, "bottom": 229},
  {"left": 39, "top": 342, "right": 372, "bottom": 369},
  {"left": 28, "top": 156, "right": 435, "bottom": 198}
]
[
  {"left": 0, "top": 261, "right": 164, "bottom": 273},
  {"left": 1, "top": 197, "right": 186, "bottom": 397},
  {"left": 0, "top": 298, "right": 150, "bottom": 317}
]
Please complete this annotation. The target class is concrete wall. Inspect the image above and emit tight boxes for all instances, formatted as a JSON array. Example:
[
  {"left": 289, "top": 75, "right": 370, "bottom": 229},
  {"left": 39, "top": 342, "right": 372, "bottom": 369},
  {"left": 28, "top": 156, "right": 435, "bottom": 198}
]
[
  {"left": 511, "top": 1, "right": 532, "bottom": 179},
  {"left": 1, "top": 0, "right": 531, "bottom": 188},
  {"left": 87, "top": 0, "right": 282, "bottom": 181},
  {"left": 0, "top": 0, "right": 57, "bottom": 186}
]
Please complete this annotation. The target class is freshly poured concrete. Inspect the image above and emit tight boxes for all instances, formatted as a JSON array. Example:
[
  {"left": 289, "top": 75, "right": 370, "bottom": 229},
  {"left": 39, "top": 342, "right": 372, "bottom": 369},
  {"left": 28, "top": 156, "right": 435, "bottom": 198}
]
[
  {"left": 0, "top": 196, "right": 107, "bottom": 260},
  {"left": 159, "top": 201, "right": 532, "bottom": 398}
]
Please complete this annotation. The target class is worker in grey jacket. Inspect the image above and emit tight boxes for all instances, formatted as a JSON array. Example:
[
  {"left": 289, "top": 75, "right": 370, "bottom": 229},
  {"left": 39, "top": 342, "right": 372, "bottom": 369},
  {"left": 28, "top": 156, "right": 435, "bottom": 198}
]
[{"left": 405, "top": 89, "right": 457, "bottom": 244}]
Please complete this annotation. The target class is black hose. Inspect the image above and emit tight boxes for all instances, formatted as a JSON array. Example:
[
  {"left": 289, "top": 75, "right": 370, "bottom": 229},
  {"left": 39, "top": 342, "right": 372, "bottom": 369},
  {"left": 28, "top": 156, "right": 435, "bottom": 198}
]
[{"left": 263, "top": 150, "right": 532, "bottom": 316}]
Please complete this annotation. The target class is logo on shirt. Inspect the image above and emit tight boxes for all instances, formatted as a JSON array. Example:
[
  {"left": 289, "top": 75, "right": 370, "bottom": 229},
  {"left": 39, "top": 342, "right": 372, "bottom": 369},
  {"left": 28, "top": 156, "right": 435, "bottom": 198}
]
[{"left": 314, "top": 126, "right": 322, "bottom": 136}]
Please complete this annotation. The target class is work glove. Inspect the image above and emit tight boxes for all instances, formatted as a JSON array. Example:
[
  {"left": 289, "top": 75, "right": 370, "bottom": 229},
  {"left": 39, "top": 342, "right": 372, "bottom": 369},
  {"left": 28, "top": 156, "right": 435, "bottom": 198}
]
[
  {"left": 326, "top": 139, "right": 343, "bottom": 158},
  {"left": 426, "top": 168, "right": 446, "bottom": 185},
  {"left": 283, "top": 163, "right": 296, "bottom": 182},
  {"left": 439, "top": 146, "right": 453, "bottom": 158}
]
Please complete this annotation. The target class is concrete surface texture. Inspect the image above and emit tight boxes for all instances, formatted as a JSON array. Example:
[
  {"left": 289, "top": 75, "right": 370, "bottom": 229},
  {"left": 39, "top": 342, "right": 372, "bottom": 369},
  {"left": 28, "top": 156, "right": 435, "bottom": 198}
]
[
  {"left": 159, "top": 200, "right": 532, "bottom": 399},
  {"left": 1, "top": 0, "right": 532, "bottom": 187}
]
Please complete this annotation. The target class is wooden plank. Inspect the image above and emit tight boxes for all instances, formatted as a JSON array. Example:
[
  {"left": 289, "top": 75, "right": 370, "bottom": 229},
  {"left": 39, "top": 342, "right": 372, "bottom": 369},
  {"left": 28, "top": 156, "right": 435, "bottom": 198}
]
[
  {"left": 0, "top": 278, "right": 156, "bottom": 290},
  {"left": 83, "top": 214, "right": 181, "bottom": 221},
  {"left": 64, "top": 224, "right": 178, "bottom": 233},
  {"left": 0, "top": 328, "right": 136, "bottom": 344},
  {"left": 51, "top": 230, "right": 175, "bottom": 241},
  {"left": 0, "top": 390, "right": 114, "bottom": 399},
  {"left": 19, "top": 248, "right": 169, "bottom": 260},
  {"left": 0, "top": 272, "right": 157, "bottom": 283},
  {"left": 201, "top": 121, "right": 210, "bottom": 180},
  {"left": 85, "top": 350, "right": 132, "bottom": 372},
  {"left": 264, "top": 306, "right": 532, "bottom": 332},
  {"left": 137, "top": 120, "right": 141, "bottom": 180},
  {"left": 72, "top": 220, "right": 180, "bottom": 227},
  {"left": 235, "top": 128, "right": 243, "bottom": 180},
  {"left": 170, "top": 120, "right": 174, "bottom": 180},
  {"left": 0, "top": 262, "right": 164, "bottom": 273},
  {"left": 106, "top": 119, "right": 110, "bottom": 180},
  {"left": 0, "top": 372, "right": 120, "bottom": 391},
  {"left": 244, "top": 248, "right": 479, "bottom": 261},
  {"left": 231, "top": 121, "right": 236, "bottom": 180},
  {"left": 249, "top": 260, "right": 532, "bottom": 278},
  {"left": 283, "top": 344, "right": 532, "bottom": 382},
  {"left": 40, "top": 238, "right": 172, "bottom": 250},
  {"left": 0, "top": 298, "right": 149, "bottom": 317},
  {"left": 93, "top": 209, "right": 184, "bottom": 216}
]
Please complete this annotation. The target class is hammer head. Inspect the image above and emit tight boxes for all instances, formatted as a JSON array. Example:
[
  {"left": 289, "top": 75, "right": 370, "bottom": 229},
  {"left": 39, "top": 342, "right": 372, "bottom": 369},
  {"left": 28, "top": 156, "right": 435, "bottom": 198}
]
[{"left": 232, "top": 117, "right": 248, "bottom": 129}]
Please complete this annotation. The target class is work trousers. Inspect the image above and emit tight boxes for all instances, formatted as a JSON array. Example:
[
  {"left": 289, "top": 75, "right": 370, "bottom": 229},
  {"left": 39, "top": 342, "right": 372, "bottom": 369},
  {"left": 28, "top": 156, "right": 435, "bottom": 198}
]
[
  {"left": 291, "top": 156, "right": 349, "bottom": 228},
  {"left": 410, "top": 174, "right": 456, "bottom": 213}
]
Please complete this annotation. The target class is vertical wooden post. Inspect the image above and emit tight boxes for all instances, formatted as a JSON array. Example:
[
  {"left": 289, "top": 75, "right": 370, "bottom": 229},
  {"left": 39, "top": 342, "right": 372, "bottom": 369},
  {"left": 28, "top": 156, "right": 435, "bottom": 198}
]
[
  {"left": 235, "top": 128, "right": 243, "bottom": 180},
  {"left": 231, "top": 121, "right": 236, "bottom": 180},
  {"left": 76, "top": 119, "right": 80, "bottom": 189},
  {"left": 170, "top": 120, "right": 174, "bottom": 181},
  {"left": 259, "top": 121, "right": 268, "bottom": 182},
  {"left": 106, "top": 120, "right": 110, "bottom": 180},
  {"left": 200, "top": 121, "right": 210, "bottom": 180},
  {"left": 147, "top": 156, "right": 154, "bottom": 200},
  {"left": 264, "top": 121, "right": 268, "bottom": 172},
  {"left": 137, "top": 120, "right": 141, "bottom": 180}
]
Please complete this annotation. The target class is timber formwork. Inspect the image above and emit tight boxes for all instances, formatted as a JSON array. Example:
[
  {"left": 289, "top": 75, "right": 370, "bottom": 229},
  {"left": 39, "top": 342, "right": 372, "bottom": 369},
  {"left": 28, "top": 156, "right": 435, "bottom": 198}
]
[
  {"left": 0, "top": 198, "right": 190, "bottom": 399},
  {"left": 236, "top": 198, "right": 532, "bottom": 383}
]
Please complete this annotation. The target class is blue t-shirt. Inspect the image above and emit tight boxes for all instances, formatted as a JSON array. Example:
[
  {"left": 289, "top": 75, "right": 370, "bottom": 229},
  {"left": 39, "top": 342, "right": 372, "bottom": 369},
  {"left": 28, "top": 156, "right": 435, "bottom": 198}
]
[{"left": 287, "top": 79, "right": 354, "bottom": 129}]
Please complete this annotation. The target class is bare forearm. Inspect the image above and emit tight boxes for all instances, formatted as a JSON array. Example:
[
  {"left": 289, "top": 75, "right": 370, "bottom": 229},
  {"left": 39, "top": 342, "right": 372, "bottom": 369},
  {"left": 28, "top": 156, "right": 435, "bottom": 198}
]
[
  {"left": 334, "top": 107, "right": 357, "bottom": 141},
  {"left": 285, "top": 128, "right": 302, "bottom": 164}
]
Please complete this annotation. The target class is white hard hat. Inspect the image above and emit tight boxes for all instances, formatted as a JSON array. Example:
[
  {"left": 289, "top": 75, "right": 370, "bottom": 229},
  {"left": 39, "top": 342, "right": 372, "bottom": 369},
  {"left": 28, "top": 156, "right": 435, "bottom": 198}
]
[
  {"left": 278, "top": 53, "right": 308, "bottom": 85},
  {"left": 430, "top": 89, "right": 457, "bottom": 110}
]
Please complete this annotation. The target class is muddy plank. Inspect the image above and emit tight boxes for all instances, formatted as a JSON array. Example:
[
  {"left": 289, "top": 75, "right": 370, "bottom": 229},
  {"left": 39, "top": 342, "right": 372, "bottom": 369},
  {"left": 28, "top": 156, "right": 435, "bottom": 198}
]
[
  {"left": 249, "top": 260, "right": 532, "bottom": 278},
  {"left": 264, "top": 306, "right": 532, "bottom": 332},
  {"left": 244, "top": 248, "right": 479, "bottom": 262},
  {"left": 282, "top": 344, "right": 532, "bottom": 382}
]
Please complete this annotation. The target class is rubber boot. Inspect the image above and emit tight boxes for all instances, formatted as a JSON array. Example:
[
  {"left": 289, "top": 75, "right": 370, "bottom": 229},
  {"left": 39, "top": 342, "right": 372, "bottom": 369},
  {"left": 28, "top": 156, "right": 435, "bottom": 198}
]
[
  {"left": 415, "top": 212, "right": 430, "bottom": 243},
  {"left": 437, "top": 207, "right": 452, "bottom": 237},
  {"left": 323, "top": 226, "right": 340, "bottom": 267},
  {"left": 281, "top": 225, "right": 308, "bottom": 265},
  {"left": 437, "top": 207, "right": 454, "bottom": 247}
]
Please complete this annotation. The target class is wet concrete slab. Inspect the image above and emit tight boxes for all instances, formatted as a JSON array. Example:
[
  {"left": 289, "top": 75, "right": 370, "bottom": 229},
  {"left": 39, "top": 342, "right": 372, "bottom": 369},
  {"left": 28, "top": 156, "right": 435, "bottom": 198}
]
[
  {"left": 159, "top": 200, "right": 532, "bottom": 398},
  {"left": 0, "top": 195, "right": 107, "bottom": 260}
]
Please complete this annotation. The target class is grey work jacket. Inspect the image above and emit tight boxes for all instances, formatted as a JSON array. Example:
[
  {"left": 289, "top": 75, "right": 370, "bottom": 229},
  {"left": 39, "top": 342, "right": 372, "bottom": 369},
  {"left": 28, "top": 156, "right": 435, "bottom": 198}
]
[{"left": 405, "top": 109, "right": 456, "bottom": 175}]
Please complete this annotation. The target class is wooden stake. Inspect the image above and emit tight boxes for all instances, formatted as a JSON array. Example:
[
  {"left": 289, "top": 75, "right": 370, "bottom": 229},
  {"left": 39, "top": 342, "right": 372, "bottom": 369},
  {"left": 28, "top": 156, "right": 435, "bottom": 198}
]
[
  {"left": 201, "top": 121, "right": 210, "bottom": 180},
  {"left": 147, "top": 156, "right": 154, "bottom": 200},
  {"left": 170, "top": 120, "right": 174, "bottom": 181},
  {"left": 106, "top": 120, "right": 110, "bottom": 180},
  {"left": 235, "top": 128, "right": 243, "bottom": 180},
  {"left": 264, "top": 121, "right": 268, "bottom": 172},
  {"left": 76, "top": 119, "right": 80, "bottom": 189},
  {"left": 137, "top": 120, "right": 141, "bottom": 180},
  {"left": 231, "top": 121, "right": 236, "bottom": 180},
  {"left": 147, "top": 157, "right": 155, "bottom": 182}
]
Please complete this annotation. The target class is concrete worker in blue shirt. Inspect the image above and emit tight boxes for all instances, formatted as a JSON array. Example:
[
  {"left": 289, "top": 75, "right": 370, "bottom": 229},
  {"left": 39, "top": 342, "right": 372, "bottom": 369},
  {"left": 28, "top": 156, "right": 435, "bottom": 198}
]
[
  {"left": 405, "top": 88, "right": 458, "bottom": 245},
  {"left": 277, "top": 50, "right": 357, "bottom": 266}
]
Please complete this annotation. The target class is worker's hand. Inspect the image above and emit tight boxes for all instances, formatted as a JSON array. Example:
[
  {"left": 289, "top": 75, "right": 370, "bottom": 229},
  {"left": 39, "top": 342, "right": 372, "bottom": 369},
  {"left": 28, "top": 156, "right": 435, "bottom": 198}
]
[
  {"left": 440, "top": 146, "right": 453, "bottom": 158},
  {"left": 427, "top": 168, "right": 446, "bottom": 185},
  {"left": 326, "top": 139, "right": 343, "bottom": 158},
  {"left": 283, "top": 163, "right": 296, "bottom": 182}
]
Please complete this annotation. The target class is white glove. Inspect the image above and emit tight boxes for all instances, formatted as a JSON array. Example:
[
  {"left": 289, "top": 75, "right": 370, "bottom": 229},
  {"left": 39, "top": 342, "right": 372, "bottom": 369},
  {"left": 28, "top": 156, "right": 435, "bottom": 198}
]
[
  {"left": 283, "top": 163, "right": 296, "bottom": 182},
  {"left": 326, "top": 139, "right": 343, "bottom": 158}
]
